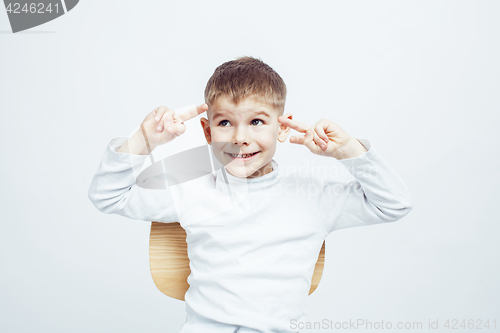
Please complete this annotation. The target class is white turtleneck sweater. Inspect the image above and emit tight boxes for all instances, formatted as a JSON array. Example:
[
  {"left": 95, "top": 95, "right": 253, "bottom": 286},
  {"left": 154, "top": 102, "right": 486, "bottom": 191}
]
[{"left": 88, "top": 137, "right": 413, "bottom": 333}]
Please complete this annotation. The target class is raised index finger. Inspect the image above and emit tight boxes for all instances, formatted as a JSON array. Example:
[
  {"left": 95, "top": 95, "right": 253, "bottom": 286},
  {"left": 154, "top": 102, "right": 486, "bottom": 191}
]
[
  {"left": 277, "top": 116, "right": 310, "bottom": 133},
  {"left": 178, "top": 103, "right": 209, "bottom": 122}
]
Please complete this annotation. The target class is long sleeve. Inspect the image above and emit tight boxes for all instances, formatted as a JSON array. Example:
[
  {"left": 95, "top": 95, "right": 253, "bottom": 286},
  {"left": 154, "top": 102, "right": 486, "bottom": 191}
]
[
  {"left": 319, "top": 138, "right": 413, "bottom": 234},
  {"left": 88, "top": 137, "right": 179, "bottom": 223}
]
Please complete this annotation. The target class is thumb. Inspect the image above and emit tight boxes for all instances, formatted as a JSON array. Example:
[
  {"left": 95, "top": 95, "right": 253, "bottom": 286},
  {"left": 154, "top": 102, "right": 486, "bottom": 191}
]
[{"left": 165, "top": 122, "right": 186, "bottom": 136}]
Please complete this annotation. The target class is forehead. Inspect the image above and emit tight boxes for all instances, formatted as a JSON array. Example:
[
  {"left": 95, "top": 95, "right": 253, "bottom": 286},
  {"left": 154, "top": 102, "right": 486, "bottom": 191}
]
[{"left": 210, "top": 96, "right": 278, "bottom": 119}]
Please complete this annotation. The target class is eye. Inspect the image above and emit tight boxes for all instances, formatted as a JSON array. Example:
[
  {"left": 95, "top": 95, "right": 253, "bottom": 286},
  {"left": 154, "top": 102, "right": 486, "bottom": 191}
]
[
  {"left": 218, "top": 120, "right": 230, "bottom": 127},
  {"left": 251, "top": 119, "right": 264, "bottom": 126}
]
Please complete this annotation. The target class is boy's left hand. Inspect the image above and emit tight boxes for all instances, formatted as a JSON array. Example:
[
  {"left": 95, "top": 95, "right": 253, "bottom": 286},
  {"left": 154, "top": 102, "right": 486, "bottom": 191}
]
[{"left": 277, "top": 116, "right": 367, "bottom": 160}]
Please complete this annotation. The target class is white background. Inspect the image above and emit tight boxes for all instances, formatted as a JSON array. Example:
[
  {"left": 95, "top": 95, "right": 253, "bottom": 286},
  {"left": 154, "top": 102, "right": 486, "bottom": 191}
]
[{"left": 1, "top": 1, "right": 499, "bottom": 332}]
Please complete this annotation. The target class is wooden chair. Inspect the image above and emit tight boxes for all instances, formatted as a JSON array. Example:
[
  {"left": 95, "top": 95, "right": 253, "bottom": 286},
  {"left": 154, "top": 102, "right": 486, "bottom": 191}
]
[{"left": 149, "top": 222, "right": 326, "bottom": 300}]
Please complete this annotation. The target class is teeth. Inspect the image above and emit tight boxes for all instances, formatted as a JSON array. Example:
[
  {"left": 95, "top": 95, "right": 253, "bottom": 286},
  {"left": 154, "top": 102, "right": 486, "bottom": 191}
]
[{"left": 229, "top": 152, "right": 256, "bottom": 158}]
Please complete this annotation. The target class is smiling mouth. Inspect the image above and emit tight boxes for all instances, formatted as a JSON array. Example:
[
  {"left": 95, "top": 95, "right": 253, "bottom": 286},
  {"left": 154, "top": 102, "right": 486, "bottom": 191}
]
[{"left": 226, "top": 151, "right": 260, "bottom": 159}]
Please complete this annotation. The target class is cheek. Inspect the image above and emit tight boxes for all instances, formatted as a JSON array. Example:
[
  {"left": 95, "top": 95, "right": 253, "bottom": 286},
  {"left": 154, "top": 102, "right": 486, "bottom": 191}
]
[
  {"left": 210, "top": 128, "right": 225, "bottom": 140},
  {"left": 210, "top": 129, "right": 231, "bottom": 151},
  {"left": 260, "top": 137, "right": 277, "bottom": 151}
]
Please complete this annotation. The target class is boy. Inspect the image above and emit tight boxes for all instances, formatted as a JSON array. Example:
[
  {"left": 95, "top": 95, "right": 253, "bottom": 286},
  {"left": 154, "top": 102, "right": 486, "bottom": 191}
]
[{"left": 88, "top": 56, "right": 413, "bottom": 333}]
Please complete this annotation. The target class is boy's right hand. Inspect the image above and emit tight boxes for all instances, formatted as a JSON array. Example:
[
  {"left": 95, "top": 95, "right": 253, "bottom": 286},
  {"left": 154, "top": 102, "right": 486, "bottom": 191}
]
[
  {"left": 117, "top": 104, "right": 208, "bottom": 155},
  {"left": 141, "top": 104, "right": 208, "bottom": 150}
]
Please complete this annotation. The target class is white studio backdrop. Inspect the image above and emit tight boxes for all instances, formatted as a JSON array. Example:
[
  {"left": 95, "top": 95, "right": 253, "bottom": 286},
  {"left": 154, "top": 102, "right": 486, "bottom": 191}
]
[{"left": 1, "top": 1, "right": 499, "bottom": 332}]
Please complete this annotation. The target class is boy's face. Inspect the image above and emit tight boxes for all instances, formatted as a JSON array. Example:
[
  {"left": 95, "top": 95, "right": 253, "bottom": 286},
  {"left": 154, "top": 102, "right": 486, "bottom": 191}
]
[{"left": 200, "top": 96, "right": 292, "bottom": 178}]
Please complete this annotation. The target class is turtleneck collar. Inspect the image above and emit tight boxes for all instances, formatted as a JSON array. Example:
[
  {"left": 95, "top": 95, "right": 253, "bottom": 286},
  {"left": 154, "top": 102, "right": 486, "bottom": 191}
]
[{"left": 214, "top": 159, "right": 283, "bottom": 189}]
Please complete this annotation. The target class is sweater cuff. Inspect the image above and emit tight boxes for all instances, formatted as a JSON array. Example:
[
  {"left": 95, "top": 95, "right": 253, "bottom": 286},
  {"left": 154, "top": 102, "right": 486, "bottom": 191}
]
[
  {"left": 337, "top": 138, "right": 376, "bottom": 168},
  {"left": 107, "top": 137, "right": 150, "bottom": 169}
]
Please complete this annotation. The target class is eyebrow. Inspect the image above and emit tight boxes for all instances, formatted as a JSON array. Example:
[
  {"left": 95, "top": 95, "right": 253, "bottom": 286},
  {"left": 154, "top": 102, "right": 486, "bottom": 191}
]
[{"left": 212, "top": 111, "right": 271, "bottom": 120}]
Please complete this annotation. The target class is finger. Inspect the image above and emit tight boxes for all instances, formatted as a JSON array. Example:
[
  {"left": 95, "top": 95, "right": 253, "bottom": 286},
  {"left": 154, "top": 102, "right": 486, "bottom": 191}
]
[
  {"left": 289, "top": 134, "right": 303, "bottom": 145},
  {"left": 179, "top": 103, "right": 209, "bottom": 122},
  {"left": 289, "top": 128, "right": 312, "bottom": 145},
  {"left": 154, "top": 106, "right": 168, "bottom": 122},
  {"left": 313, "top": 124, "right": 329, "bottom": 150},
  {"left": 304, "top": 129, "right": 319, "bottom": 152},
  {"left": 157, "top": 109, "right": 174, "bottom": 132},
  {"left": 311, "top": 129, "right": 327, "bottom": 151},
  {"left": 315, "top": 121, "right": 330, "bottom": 144},
  {"left": 165, "top": 122, "right": 186, "bottom": 136},
  {"left": 277, "top": 116, "right": 310, "bottom": 133}
]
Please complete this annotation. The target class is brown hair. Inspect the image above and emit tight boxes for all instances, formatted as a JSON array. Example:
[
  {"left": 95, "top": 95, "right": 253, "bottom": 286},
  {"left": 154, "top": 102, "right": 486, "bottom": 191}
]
[{"left": 204, "top": 56, "right": 287, "bottom": 117}]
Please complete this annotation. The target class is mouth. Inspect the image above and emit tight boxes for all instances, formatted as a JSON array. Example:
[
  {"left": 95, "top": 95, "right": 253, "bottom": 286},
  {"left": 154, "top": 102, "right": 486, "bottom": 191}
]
[{"left": 225, "top": 151, "right": 260, "bottom": 161}]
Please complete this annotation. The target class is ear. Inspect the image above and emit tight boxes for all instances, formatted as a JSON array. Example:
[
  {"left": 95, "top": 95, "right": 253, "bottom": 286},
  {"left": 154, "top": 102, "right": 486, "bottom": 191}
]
[
  {"left": 277, "top": 112, "right": 292, "bottom": 143},
  {"left": 200, "top": 117, "right": 212, "bottom": 145}
]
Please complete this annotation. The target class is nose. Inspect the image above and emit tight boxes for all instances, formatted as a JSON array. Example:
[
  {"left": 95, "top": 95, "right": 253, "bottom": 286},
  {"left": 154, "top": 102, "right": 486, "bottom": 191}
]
[{"left": 231, "top": 125, "right": 250, "bottom": 146}]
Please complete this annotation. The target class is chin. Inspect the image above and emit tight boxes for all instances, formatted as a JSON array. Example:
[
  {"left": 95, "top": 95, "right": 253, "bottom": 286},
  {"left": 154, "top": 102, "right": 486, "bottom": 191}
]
[{"left": 226, "top": 166, "right": 255, "bottom": 178}]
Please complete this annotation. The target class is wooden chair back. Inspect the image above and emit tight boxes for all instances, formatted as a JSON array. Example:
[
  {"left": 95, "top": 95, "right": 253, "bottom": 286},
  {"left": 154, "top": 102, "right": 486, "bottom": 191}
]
[{"left": 149, "top": 222, "right": 325, "bottom": 300}]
